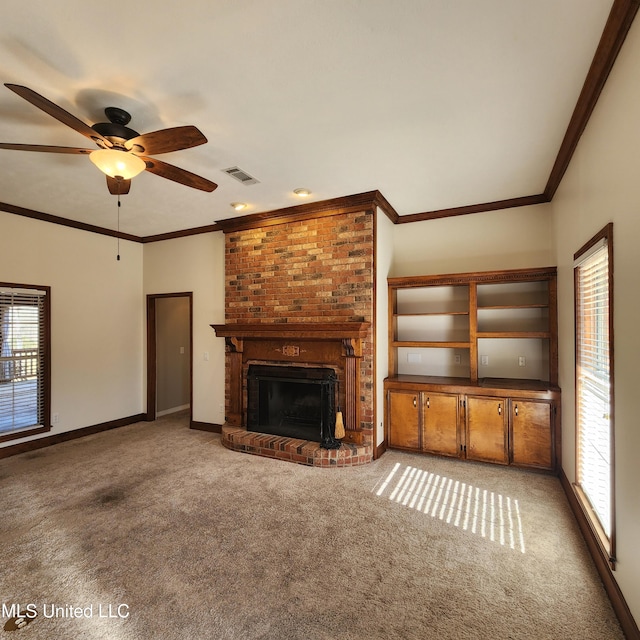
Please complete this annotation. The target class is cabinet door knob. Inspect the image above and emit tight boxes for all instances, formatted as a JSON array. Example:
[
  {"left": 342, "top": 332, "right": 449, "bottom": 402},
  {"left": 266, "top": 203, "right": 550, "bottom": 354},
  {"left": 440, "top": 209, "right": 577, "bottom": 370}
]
[
  {"left": 514, "top": 404, "right": 518, "bottom": 416},
  {"left": 426, "top": 397, "right": 430, "bottom": 409},
  {"left": 498, "top": 403, "right": 502, "bottom": 415},
  {"left": 413, "top": 396, "right": 417, "bottom": 408}
]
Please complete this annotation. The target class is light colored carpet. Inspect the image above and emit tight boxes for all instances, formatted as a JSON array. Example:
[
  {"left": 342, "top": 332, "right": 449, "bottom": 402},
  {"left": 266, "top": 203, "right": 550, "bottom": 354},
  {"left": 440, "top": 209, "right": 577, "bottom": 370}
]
[{"left": 0, "top": 412, "right": 624, "bottom": 639}]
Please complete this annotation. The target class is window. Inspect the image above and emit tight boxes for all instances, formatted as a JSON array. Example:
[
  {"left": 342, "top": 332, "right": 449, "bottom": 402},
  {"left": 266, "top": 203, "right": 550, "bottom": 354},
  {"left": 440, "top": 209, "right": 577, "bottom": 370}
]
[
  {"left": 573, "top": 223, "right": 615, "bottom": 567},
  {"left": 0, "top": 284, "right": 50, "bottom": 442}
]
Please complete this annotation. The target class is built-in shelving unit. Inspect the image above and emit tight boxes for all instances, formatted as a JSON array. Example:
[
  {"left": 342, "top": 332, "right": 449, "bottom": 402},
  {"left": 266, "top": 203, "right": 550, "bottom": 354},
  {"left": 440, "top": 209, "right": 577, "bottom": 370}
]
[
  {"left": 385, "top": 267, "right": 560, "bottom": 472},
  {"left": 388, "top": 267, "right": 557, "bottom": 384}
]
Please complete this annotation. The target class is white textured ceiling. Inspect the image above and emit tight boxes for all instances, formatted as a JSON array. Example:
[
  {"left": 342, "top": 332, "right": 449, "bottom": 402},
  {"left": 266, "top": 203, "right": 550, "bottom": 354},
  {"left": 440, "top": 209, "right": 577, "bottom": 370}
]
[{"left": 0, "top": 0, "right": 614, "bottom": 236}]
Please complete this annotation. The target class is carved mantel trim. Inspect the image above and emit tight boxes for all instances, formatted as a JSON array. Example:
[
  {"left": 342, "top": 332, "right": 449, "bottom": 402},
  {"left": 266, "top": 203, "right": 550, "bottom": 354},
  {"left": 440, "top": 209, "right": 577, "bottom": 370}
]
[{"left": 211, "top": 322, "right": 371, "bottom": 443}]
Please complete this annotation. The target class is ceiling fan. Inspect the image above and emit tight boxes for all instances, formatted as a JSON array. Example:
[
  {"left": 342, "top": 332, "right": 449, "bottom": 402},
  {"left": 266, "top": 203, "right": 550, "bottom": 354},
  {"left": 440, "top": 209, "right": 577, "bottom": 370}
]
[{"left": 0, "top": 83, "right": 217, "bottom": 195}]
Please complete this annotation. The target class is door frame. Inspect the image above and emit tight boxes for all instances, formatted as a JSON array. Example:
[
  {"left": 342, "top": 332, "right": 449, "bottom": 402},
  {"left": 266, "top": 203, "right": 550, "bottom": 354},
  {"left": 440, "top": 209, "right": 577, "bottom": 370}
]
[{"left": 146, "top": 292, "right": 193, "bottom": 422}]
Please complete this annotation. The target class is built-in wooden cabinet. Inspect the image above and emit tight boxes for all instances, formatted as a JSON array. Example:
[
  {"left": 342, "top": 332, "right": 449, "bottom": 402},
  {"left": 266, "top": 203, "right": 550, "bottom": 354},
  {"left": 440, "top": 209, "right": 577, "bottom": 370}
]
[
  {"left": 510, "top": 398, "right": 554, "bottom": 470},
  {"left": 385, "top": 267, "right": 560, "bottom": 472},
  {"left": 385, "top": 378, "right": 559, "bottom": 471},
  {"left": 466, "top": 395, "right": 509, "bottom": 464},
  {"left": 388, "top": 388, "right": 461, "bottom": 457},
  {"left": 422, "top": 391, "right": 459, "bottom": 457},
  {"left": 388, "top": 389, "right": 420, "bottom": 450}
]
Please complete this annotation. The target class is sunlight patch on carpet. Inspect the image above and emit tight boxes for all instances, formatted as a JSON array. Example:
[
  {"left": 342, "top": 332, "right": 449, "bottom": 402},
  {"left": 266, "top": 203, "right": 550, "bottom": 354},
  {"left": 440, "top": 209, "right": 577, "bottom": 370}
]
[{"left": 374, "top": 463, "right": 526, "bottom": 553}]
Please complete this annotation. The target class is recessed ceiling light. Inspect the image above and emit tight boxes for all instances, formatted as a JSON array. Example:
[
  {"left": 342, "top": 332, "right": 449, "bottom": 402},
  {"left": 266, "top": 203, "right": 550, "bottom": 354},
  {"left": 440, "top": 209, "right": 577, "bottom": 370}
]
[
  {"left": 231, "top": 202, "right": 247, "bottom": 211},
  {"left": 293, "top": 188, "right": 311, "bottom": 197}
]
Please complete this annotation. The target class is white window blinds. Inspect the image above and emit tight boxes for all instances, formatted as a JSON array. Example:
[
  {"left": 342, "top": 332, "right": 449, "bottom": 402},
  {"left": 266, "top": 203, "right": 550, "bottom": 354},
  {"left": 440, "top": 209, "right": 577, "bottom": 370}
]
[
  {"left": 0, "top": 287, "right": 47, "bottom": 435},
  {"left": 575, "top": 239, "right": 612, "bottom": 540}
]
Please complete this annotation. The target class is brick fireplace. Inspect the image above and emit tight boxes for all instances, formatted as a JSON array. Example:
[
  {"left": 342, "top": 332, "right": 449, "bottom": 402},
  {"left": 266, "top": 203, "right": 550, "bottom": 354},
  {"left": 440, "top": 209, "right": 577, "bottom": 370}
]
[{"left": 212, "top": 199, "right": 375, "bottom": 466}]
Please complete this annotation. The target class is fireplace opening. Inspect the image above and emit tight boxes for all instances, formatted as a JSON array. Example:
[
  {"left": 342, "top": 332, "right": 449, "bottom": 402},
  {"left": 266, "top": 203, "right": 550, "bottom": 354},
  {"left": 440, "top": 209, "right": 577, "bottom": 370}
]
[{"left": 247, "top": 365, "right": 339, "bottom": 447}]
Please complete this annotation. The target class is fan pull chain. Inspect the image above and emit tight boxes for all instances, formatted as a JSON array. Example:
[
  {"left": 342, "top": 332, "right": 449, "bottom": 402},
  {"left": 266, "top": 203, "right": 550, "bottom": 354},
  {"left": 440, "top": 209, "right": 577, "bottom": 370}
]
[{"left": 117, "top": 191, "right": 121, "bottom": 261}]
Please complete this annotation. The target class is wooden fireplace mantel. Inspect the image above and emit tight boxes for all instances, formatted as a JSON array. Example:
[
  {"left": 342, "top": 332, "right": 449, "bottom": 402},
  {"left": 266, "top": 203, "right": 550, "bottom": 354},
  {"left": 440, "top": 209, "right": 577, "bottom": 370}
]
[
  {"left": 210, "top": 322, "right": 370, "bottom": 340},
  {"left": 211, "top": 322, "right": 370, "bottom": 443}
]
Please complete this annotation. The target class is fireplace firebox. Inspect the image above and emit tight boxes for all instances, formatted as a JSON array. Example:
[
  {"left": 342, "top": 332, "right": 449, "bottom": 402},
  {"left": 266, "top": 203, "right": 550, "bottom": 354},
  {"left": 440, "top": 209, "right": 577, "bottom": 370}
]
[{"left": 247, "top": 365, "right": 339, "bottom": 448}]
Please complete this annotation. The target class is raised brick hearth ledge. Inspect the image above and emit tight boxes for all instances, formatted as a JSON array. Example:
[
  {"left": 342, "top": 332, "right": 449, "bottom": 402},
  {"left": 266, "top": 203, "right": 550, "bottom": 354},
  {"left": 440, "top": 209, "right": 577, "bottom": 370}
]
[{"left": 221, "top": 426, "right": 373, "bottom": 467}]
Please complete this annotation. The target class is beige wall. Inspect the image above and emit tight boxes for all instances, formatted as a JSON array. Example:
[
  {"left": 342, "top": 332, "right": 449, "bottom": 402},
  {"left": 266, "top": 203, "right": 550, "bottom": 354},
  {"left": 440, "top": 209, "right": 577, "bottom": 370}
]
[
  {"left": 551, "top": 17, "right": 640, "bottom": 622},
  {"left": 0, "top": 212, "right": 144, "bottom": 447},
  {"left": 143, "top": 232, "right": 225, "bottom": 425},
  {"left": 0, "top": 217, "right": 225, "bottom": 445},
  {"left": 391, "top": 203, "right": 554, "bottom": 277}
]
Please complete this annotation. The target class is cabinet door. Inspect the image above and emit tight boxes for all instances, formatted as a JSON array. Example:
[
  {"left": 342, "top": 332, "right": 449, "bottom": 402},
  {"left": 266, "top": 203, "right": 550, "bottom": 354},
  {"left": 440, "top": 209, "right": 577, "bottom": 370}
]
[
  {"left": 422, "top": 392, "right": 459, "bottom": 457},
  {"left": 388, "top": 390, "right": 420, "bottom": 450},
  {"left": 466, "top": 396, "right": 508, "bottom": 464},
  {"left": 510, "top": 399, "right": 554, "bottom": 470}
]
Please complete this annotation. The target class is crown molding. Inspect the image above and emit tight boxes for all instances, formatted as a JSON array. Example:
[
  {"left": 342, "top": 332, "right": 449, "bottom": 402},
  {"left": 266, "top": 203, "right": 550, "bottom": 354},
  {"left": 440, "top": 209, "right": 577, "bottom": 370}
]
[
  {"left": 544, "top": 0, "right": 640, "bottom": 200},
  {"left": 372, "top": 191, "right": 399, "bottom": 223},
  {"left": 0, "top": 201, "right": 142, "bottom": 242},
  {"left": 396, "top": 194, "right": 550, "bottom": 224},
  {"left": 140, "top": 224, "right": 220, "bottom": 243},
  {"left": 213, "top": 191, "right": 380, "bottom": 234}
]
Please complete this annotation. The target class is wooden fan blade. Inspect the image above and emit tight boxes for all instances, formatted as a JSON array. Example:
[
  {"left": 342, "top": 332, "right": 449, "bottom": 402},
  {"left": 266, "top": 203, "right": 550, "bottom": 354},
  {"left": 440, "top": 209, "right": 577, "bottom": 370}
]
[
  {"left": 107, "top": 176, "right": 131, "bottom": 195},
  {"left": 125, "top": 125, "right": 207, "bottom": 155},
  {"left": 0, "top": 142, "right": 93, "bottom": 154},
  {"left": 141, "top": 157, "right": 217, "bottom": 192},
  {"left": 4, "top": 83, "right": 112, "bottom": 147}
]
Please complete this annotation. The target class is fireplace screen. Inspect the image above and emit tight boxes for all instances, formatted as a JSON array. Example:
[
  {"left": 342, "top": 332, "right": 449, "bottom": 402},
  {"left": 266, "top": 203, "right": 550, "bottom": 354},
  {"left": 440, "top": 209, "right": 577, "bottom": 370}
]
[{"left": 247, "top": 365, "right": 338, "bottom": 446}]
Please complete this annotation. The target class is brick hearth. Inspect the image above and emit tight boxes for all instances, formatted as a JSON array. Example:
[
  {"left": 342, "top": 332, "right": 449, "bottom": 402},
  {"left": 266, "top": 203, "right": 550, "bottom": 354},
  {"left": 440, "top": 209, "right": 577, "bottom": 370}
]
[{"left": 221, "top": 426, "right": 372, "bottom": 467}]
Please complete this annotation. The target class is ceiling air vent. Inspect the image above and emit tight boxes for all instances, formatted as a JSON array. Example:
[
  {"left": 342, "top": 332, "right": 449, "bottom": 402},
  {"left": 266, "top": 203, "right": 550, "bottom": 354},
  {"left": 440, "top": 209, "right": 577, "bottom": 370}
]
[{"left": 222, "top": 166, "right": 259, "bottom": 185}]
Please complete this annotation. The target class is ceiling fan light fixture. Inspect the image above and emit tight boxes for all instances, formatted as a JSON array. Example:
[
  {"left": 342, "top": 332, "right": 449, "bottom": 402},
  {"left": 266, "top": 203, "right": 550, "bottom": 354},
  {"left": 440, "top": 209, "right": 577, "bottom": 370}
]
[
  {"left": 293, "top": 188, "right": 311, "bottom": 197},
  {"left": 231, "top": 202, "right": 247, "bottom": 211},
  {"left": 90, "top": 148, "right": 146, "bottom": 180}
]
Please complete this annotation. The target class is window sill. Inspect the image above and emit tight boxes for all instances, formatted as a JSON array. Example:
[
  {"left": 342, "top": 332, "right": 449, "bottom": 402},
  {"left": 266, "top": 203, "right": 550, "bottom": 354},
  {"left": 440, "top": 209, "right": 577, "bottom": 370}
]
[
  {"left": 573, "top": 482, "right": 615, "bottom": 571},
  {"left": 0, "top": 424, "right": 51, "bottom": 444}
]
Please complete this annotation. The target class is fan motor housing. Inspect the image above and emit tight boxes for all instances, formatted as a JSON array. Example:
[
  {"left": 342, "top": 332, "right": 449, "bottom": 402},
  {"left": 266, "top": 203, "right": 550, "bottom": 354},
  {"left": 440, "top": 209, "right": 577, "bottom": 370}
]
[{"left": 92, "top": 107, "right": 139, "bottom": 143}]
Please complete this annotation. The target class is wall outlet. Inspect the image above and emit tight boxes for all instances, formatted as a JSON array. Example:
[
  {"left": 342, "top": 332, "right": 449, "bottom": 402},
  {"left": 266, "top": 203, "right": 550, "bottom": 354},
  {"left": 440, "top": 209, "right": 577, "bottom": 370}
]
[
  {"left": 52, "top": 413, "right": 59, "bottom": 424},
  {"left": 407, "top": 352, "right": 421, "bottom": 364},
  {"left": 454, "top": 354, "right": 461, "bottom": 364},
  {"left": 518, "top": 356, "right": 526, "bottom": 367},
  {"left": 180, "top": 346, "right": 185, "bottom": 354},
  {"left": 203, "top": 351, "right": 210, "bottom": 361},
  {"left": 481, "top": 355, "right": 489, "bottom": 366}
]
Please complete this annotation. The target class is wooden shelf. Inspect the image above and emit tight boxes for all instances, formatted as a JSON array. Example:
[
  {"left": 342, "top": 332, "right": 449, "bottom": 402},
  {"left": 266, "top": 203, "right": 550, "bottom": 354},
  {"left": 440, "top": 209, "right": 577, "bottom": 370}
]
[
  {"left": 478, "top": 304, "right": 548, "bottom": 310},
  {"left": 477, "top": 331, "right": 550, "bottom": 339},
  {"left": 393, "top": 341, "right": 471, "bottom": 349},
  {"left": 395, "top": 311, "right": 469, "bottom": 316},
  {"left": 388, "top": 266, "right": 557, "bottom": 288},
  {"left": 385, "top": 374, "right": 560, "bottom": 395}
]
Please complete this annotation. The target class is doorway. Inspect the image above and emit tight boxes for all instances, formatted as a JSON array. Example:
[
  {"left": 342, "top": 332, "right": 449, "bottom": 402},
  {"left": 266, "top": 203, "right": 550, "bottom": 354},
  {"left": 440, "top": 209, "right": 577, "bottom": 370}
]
[{"left": 146, "top": 293, "right": 193, "bottom": 422}]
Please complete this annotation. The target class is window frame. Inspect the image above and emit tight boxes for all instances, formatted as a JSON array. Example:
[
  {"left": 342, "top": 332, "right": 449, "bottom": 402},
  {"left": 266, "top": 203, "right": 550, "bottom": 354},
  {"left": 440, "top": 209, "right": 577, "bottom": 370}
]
[
  {"left": 573, "top": 223, "right": 615, "bottom": 569},
  {"left": 0, "top": 282, "right": 51, "bottom": 443}
]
